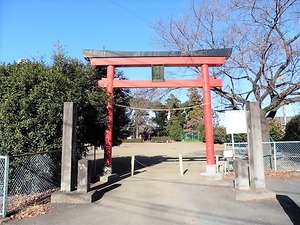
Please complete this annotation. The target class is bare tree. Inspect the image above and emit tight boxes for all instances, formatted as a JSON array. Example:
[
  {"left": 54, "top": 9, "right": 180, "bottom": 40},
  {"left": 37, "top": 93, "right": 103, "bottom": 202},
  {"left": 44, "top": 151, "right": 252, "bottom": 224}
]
[
  {"left": 129, "top": 97, "right": 155, "bottom": 139},
  {"left": 153, "top": 0, "right": 300, "bottom": 141}
]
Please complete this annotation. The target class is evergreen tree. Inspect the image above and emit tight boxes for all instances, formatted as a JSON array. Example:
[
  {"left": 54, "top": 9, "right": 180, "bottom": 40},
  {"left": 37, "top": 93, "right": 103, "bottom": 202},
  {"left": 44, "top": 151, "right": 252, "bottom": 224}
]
[
  {"left": 52, "top": 45, "right": 107, "bottom": 151},
  {"left": 167, "top": 114, "right": 182, "bottom": 141},
  {"left": 270, "top": 119, "right": 284, "bottom": 141},
  {"left": 0, "top": 46, "right": 131, "bottom": 155},
  {"left": 283, "top": 115, "right": 300, "bottom": 141},
  {"left": 165, "top": 94, "right": 184, "bottom": 141},
  {"left": 152, "top": 101, "right": 168, "bottom": 136},
  {"left": 0, "top": 60, "right": 76, "bottom": 155},
  {"left": 53, "top": 46, "right": 131, "bottom": 148},
  {"left": 183, "top": 88, "right": 204, "bottom": 136}
]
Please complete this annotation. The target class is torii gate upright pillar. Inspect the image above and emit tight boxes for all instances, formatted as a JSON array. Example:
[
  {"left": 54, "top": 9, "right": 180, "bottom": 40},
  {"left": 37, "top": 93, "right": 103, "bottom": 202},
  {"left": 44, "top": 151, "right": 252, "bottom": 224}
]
[
  {"left": 202, "top": 64, "right": 216, "bottom": 174},
  {"left": 103, "top": 65, "right": 114, "bottom": 175}
]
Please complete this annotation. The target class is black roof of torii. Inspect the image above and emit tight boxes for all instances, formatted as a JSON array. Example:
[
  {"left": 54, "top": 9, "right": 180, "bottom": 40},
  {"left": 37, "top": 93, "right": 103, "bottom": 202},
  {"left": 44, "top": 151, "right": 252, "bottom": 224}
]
[{"left": 82, "top": 48, "right": 232, "bottom": 61}]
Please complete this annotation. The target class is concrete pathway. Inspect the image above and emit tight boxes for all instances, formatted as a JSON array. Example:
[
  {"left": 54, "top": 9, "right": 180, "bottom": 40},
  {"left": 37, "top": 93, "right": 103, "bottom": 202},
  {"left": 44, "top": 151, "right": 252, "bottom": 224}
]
[{"left": 5, "top": 143, "right": 300, "bottom": 225}]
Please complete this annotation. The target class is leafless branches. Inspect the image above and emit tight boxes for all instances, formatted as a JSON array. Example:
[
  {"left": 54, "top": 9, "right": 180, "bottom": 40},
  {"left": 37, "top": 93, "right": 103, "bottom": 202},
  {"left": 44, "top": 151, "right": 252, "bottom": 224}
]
[{"left": 153, "top": 0, "right": 300, "bottom": 121}]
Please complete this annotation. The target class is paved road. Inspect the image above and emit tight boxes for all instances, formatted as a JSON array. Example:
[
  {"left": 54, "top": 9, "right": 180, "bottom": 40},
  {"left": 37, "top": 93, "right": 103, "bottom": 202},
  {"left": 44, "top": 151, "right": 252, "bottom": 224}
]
[{"left": 5, "top": 143, "right": 300, "bottom": 225}]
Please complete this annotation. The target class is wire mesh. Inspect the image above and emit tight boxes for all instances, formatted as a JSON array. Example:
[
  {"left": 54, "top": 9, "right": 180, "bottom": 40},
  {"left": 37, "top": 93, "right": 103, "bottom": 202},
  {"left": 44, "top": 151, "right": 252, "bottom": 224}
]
[
  {"left": 7, "top": 152, "right": 61, "bottom": 214},
  {"left": 224, "top": 141, "right": 300, "bottom": 171},
  {"left": 181, "top": 132, "right": 202, "bottom": 142},
  {"left": 263, "top": 141, "right": 300, "bottom": 171}
]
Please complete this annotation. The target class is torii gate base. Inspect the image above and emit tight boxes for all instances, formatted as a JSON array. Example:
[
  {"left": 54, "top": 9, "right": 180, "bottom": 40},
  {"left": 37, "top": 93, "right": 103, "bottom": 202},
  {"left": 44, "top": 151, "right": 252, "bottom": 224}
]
[{"left": 83, "top": 49, "right": 232, "bottom": 178}]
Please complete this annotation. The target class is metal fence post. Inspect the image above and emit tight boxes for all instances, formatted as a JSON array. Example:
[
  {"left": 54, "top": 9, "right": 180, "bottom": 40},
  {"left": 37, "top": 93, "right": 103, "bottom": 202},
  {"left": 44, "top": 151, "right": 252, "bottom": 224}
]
[
  {"left": 1, "top": 156, "right": 9, "bottom": 218},
  {"left": 273, "top": 142, "right": 277, "bottom": 171}
]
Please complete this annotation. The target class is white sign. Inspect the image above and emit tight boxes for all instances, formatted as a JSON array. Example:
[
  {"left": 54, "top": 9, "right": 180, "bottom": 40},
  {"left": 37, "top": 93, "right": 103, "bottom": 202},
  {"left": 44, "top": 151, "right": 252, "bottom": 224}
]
[
  {"left": 223, "top": 150, "right": 234, "bottom": 158},
  {"left": 225, "top": 110, "right": 247, "bottom": 134}
]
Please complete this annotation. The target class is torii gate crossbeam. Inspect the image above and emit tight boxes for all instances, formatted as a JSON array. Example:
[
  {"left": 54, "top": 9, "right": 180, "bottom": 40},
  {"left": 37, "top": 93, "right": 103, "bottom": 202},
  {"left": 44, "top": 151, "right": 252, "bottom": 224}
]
[
  {"left": 98, "top": 77, "right": 222, "bottom": 88},
  {"left": 83, "top": 49, "right": 232, "bottom": 176}
]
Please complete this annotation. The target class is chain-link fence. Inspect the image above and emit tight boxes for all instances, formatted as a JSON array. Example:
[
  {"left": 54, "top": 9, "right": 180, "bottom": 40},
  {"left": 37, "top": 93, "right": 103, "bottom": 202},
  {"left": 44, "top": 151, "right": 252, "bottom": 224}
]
[
  {"left": 262, "top": 141, "right": 300, "bottom": 171},
  {"left": 1, "top": 151, "right": 61, "bottom": 216},
  {"left": 224, "top": 141, "right": 300, "bottom": 171},
  {"left": 181, "top": 132, "right": 203, "bottom": 142}
]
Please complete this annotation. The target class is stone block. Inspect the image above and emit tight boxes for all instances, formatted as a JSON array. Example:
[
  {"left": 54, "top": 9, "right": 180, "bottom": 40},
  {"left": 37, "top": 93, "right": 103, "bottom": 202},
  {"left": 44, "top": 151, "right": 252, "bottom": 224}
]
[
  {"left": 234, "top": 159, "right": 249, "bottom": 190},
  {"left": 51, "top": 190, "right": 94, "bottom": 204},
  {"left": 230, "top": 188, "right": 276, "bottom": 201},
  {"left": 77, "top": 159, "right": 91, "bottom": 193}
]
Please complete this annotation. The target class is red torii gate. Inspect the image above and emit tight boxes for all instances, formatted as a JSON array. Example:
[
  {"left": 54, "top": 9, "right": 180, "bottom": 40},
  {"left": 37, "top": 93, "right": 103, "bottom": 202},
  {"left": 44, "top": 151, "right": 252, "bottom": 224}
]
[{"left": 83, "top": 49, "right": 232, "bottom": 176}]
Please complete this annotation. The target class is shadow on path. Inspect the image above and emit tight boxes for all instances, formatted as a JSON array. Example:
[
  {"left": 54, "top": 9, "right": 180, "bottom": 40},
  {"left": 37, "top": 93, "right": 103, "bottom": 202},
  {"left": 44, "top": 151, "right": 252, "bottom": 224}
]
[
  {"left": 89, "top": 154, "right": 209, "bottom": 202},
  {"left": 91, "top": 183, "right": 122, "bottom": 202},
  {"left": 92, "top": 155, "right": 207, "bottom": 178},
  {"left": 276, "top": 195, "right": 300, "bottom": 225},
  {"left": 89, "top": 155, "right": 166, "bottom": 202}
]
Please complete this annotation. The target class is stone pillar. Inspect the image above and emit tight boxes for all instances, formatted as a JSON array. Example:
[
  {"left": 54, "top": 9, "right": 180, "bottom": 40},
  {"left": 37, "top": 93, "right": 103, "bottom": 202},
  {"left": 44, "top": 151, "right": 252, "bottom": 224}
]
[
  {"left": 246, "top": 102, "right": 266, "bottom": 190},
  {"left": 61, "top": 102, "right": 77, "bottom": 192},
  {"left": 77, "top": 159, "right": 90, "bottom": 193}
]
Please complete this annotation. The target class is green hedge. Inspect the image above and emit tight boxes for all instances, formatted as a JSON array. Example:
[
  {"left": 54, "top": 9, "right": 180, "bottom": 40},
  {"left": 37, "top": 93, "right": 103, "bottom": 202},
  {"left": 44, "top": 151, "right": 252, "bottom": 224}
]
[
  {"left": 151, "top": 136, "right": 170, "bottom": 143},
  {"left": 122, "top": 138, "right": 143, "bottom": 143}
]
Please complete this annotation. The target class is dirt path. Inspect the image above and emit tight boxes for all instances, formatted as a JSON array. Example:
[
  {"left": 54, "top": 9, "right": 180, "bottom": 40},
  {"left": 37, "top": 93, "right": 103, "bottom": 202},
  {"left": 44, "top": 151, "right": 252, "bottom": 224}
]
[
  {"left": 107, "top": 142, "right": 223, "bottom": 158},
  {"left": 89, "top": 142, "right": 224, "bottom": 176}
]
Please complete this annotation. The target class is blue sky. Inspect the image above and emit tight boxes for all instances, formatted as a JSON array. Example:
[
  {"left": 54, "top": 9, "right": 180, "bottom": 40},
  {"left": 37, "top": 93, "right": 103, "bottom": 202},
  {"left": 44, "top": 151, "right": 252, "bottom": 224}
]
[
  {"left": 1, "top": 0, "right": 298, "bottom": 117},
  {"left": 0, "top": 0, "right": 191, "bottom": 102},
  {"left": 0, "top": 0, "right": 188, "bottom": 64}
]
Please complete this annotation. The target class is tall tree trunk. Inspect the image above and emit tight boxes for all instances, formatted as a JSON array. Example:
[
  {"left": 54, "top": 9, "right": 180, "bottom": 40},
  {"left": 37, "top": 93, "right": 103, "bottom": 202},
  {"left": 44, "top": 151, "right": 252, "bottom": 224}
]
[
  {"left": 135, "top": 126, "right": 139, "bottom": 139},
  {"left": 261, "top": 117, "right": 271, "bottom": 142}
]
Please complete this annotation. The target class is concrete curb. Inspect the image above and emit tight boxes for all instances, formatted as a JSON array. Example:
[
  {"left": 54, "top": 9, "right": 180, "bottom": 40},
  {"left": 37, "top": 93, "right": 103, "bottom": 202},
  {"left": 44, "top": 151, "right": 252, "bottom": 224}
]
[
  {"left": 230, "top": 188, "right": 276, "bottom": 201},
  {"left": 51, "top": 174, "right": 120, "bottom": 204}
]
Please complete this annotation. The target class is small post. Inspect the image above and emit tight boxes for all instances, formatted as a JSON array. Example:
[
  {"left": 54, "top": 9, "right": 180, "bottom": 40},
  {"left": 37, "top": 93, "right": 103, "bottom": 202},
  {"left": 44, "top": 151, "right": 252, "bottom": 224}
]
[
  {"left": 224, "top": 160, "right": 227, "bottom": 175},
  {"left": 215, "top": 155, "right": 219, "bottom": 173},
  {"left": 179, "top": 154, "right": 183, "bottom": 175},
  {"left": 131, "top": 156, "right": 135, "bottom": 176},
  {"left": 231, "top": 134, "right": 235, "bottom": 159},
  {"left": 77, "top": 159, "right": 90, "bottom": 193},
  {"left": 234, "top": 159, "right": 250, "bottom": 190}
]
